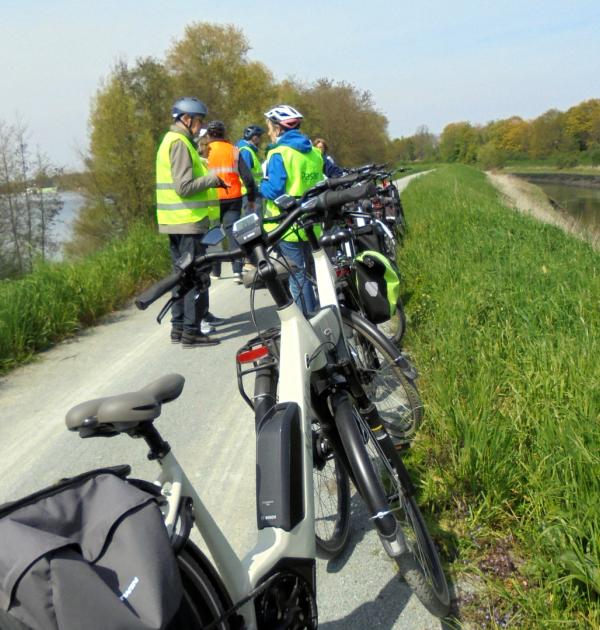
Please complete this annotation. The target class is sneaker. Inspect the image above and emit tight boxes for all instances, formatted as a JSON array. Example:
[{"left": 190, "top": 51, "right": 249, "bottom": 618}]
[
  {"left": 234, "top": 272, "right": 243, "bottom": 284},
  {"left": 200, "top": 320, "right": 216, "bottom": 335},
  {"left": 210, "top": 273, "right": 221, "bottom": 280},
  {"left": 181, "top": 330, "right": 220, "bottom": 347},
  {"left": 170, "top": 327, "right": 183, "bottom": 344},
  {"left": 204, "top": 312, "right": 226, "bottom": 326}
]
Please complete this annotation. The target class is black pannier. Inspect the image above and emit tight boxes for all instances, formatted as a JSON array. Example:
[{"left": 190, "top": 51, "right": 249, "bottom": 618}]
[{"left": 0, "top": 467, "right": 182, "bottom": 630}]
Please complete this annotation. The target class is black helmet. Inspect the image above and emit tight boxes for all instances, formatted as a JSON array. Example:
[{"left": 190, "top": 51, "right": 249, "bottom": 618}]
[
  {"left": 206, "top": 120, "right": 226, "bottom": 137},
  {"left": 243, "top": 125, "right": 265, "bottom": 141},
  {"left": 171, "top": 97, "right": 208, "bottom": 120}
]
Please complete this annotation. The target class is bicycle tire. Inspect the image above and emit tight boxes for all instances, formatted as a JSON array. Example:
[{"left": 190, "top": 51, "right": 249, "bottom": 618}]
[
  {"left": 377, "top": 297, "right": 407, "bottom": 346},
  {"left": 168, "top": 541, "right": 231, "bottom": 630},
  {"left": 352, "top": 408, "right": 450, "bottom": 618},
  {"left": 341, "top": 309, "right": 422, "bottom": 446},
  {"left": 253, "top": 356, "right": 352, "bottom": 560}
]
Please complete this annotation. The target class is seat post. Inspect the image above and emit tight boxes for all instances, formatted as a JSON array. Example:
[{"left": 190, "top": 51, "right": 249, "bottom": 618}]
[{"left": 132, "top": 423, "right": 171, "bottom": 461}]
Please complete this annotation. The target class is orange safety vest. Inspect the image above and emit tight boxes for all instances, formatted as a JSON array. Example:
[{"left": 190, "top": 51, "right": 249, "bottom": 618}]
[{"left": 207, "top": 140, "right": 242, "bottom": 200}]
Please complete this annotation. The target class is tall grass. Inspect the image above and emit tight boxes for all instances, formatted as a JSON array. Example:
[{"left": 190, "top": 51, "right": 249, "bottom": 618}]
[
  {"left": 0, "top": 223, "right": 170, "bottom": 373},
  {"left": 398, "top": 165, "right": 600, "bottom": 626}
]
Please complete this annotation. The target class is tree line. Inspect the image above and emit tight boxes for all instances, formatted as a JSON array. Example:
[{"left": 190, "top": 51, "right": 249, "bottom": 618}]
[
  {"left": 72, "top": 22, "right": 389, "bottom": 253},
  {"left": 390, "top": 99, "right": 600, "bottom": 169}
]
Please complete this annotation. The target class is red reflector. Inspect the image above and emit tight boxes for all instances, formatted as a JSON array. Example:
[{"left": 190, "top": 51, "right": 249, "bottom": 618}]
[{"left": 237, "top": 345, "right": 270, "bottom": 364}]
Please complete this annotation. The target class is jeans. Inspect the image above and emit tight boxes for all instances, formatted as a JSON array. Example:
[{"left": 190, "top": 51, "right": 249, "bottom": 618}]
[
  {"left": 212, "top": 198, "right": 243, "bottom": 276},
  {"left": 168, "top": 234, "right": 209, "bottom": 332},
  {"left": 278, "top": 240, "right": 317, "bottom": 315}
]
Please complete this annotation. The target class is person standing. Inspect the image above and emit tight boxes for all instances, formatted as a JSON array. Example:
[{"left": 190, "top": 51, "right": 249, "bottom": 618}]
[
  {"left": 237, "top": 124, "right": 265, "bottom": 215},
  {"left": 155, "top": 97, "right": 226, "bottom": 348},
  {"left": 313, "top": 137, "right": 345, "bottom": 178},
  {"left": 260, "top": 105, "right": 325, "bottom": 315},
  {"left": 206, "top": 120, "right": 256, "bottom": 283}
]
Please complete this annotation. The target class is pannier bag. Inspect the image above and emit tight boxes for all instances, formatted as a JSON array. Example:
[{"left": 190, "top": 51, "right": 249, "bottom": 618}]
[
  {"left": 354, "top": 250, "right": 400, "bottom": 324},
  {"left": 353, "top": 222, "right": 387, "bottom": 255},
  {"left": 0, "top": 468, "right": 182, "bottom": 630}
]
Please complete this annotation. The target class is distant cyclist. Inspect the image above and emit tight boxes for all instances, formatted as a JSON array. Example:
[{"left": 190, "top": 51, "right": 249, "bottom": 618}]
[
  {"left": 313, "top": 137, "right": 345, "bottom": 178},
  {"left": 261, "top": 105, "right": 324, "bottom": 315},
  {"left": 237, "top": 124, "right": 265, "bottom": 215}
]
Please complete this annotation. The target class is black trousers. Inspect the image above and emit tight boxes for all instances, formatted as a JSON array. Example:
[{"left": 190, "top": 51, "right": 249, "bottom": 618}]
[{"left": 168, "top": 234, "right": 209, "bottom": 332}]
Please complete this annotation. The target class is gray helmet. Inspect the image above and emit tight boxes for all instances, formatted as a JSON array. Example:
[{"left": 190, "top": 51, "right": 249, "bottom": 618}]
[
  {"left": 171, "top": 97, "right": 208, "bottom": 120},
  {"left": 243, "top": 125, "right": 265, "bottom": 141},
  {"left": 206, "top": 120, "right": 226, "bottom": 138}
]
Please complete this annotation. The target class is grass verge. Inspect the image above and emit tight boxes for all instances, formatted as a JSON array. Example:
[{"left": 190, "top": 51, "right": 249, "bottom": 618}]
[
  {"left": 398, "top": 165, "right": 600, "bottom": 627},
  {"left": 0, "top": 223, "right": 170, "bottom": 374}
]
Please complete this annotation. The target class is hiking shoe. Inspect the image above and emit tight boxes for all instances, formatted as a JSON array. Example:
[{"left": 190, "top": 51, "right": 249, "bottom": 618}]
[
  {"left": 200, "top": 320, "right": 216, "bottom": 335},
  {"left": 181, "top": 330, "right": 220, "bottom": 347},
  {"left": 234, "top": 272, "right": 243, "bottom": 284},
  {"left": 171, "top": 327, "right": 183, "bottom": 344},
  {"left": 204, "top": 312, "right": 226, "bottom": 326}
]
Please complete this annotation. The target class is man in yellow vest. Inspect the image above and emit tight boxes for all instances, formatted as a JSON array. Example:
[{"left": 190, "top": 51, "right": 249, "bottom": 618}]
[
  {"left": 206, "top": 120, "right": 257, "bottom": 283},
  {"left": 261, "top": 105, "right": 324, "bottom": 314},
  {"left": 155, "top": 97, "right": 227, "bottom": 348}
]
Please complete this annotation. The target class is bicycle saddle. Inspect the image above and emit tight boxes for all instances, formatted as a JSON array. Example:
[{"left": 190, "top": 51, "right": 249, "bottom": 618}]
[{"left": 65, "top": 374, "right": 185, "bottom": 435}]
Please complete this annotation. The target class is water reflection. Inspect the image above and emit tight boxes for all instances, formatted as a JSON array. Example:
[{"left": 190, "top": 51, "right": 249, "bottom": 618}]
[{"left": 49, "top": 191, "right": 85, "bottom": 259}]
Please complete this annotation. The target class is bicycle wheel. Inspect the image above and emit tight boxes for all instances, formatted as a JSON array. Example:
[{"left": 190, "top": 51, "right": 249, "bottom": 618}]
[
  {"left": 312, "top": 420, "right": 351, "bottom": 559},
  {"left": 342, "top": 309, "right": 422, "bottom": 446},
  {"left": 253, "top": 355, "right": 351, "bottom": 559},
  {"left": 377, "top": 297, "right": 407, "bottom": 346},
  {"left": 353, "top": 409, "right": 450, "bottom": 618},
  {"left": 169, "top": 541, "right": 231, "bottom": 630}
]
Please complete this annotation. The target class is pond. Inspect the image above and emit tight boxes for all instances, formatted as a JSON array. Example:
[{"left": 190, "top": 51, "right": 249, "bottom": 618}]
[{"left": 48, "top": 191, "right": 85, "bottom": 258}]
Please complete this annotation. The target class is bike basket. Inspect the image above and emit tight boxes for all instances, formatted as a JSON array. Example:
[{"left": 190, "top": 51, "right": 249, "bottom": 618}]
[
  {"left": 0, "top": 468, "right": 182, "bottom": 630},
  {"left": 353, "top": 250, "right": 400, "bottom": 324}
]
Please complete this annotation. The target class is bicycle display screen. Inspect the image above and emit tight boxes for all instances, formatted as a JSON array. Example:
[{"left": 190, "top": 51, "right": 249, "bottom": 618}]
[{"left": 232, "top": 213, "right": 262, "bottom": 244}]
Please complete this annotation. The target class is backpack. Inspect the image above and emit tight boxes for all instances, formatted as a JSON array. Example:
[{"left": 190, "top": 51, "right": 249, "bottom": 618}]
[
  {"left": 353, "top": 250, "right": 400, "bottom": 324},
  {"left": 0, "top": 467, "right": 182, "bottom": 630}
]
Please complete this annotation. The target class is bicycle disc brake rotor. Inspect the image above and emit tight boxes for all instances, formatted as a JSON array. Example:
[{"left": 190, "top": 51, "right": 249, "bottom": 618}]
[{"left": 255, "top": 572, "right": 317, "bottom": 630}]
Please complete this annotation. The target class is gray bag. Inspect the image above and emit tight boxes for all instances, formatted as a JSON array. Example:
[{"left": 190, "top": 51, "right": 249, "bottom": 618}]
[{"left": 0, "top": 467, "right": 182, "bottom": 630}]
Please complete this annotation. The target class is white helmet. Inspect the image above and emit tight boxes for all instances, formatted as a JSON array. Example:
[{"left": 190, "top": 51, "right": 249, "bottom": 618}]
[{"left": 264, "top": 104, "right": 303, "bottom": 129}]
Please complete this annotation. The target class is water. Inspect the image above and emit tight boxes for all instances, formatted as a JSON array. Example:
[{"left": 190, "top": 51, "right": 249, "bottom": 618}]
[
  {"left": 49, "top": 191, "right": 85, "bottom": 258},
  {"left": 518, "top": 175, "right": 600, "bottom": 234}
]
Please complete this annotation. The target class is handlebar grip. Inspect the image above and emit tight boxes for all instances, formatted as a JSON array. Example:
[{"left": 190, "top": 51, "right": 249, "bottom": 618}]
[
  {"left": 135, "top": 270, "right": 183, "bottom": 310},
  {"left": 326, "top": 173, "right": 362, "bottom": 188},
  {"left": 316, "top": 182, "right": 376, "bottom": 210}
]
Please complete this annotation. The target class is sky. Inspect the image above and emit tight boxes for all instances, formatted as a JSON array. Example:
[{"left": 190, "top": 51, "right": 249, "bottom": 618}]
[{"left": 1, "top": 0, "right": 599, "bottom": 169}]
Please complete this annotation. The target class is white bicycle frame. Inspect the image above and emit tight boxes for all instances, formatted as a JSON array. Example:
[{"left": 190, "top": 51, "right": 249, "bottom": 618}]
[{"left": 151, "top": 246, "right": 341, "bottom": 628}]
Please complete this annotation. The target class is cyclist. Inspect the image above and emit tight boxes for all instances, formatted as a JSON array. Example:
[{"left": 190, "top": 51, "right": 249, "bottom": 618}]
[
  {"left": 155, "top": 97, "right": 225, "bottom": 348},
  {"left": 237, "top": 124, "right": 265, "bottom": 215},
  {"left": 206, "top": 120, "right": 257, "bottom": 284},
  {"left": 313, "top": 137, "right": 345, "bottom": 178},
  {"left": 260, "top": 105, "right": 324, "bottom": 315}
]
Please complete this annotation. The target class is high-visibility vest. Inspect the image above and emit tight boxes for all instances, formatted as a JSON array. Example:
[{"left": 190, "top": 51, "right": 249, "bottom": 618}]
[
  {"left": 156, "top": 131, "right": 219, "bottom": 228},
  {"left": 208, "top": 140, "right": 242, "bottom": 200},
  {"left": 263, "top": 144, "right": 324, "bottom": 242},
  {"left": 239, "top": 144, "right": 262, "bottom": 195}
]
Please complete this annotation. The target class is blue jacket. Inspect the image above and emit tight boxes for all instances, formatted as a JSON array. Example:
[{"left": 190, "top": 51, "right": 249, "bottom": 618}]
[
  {"left": 324, "top": 153, "right": 345, "bottom": 178},
  {"left": 260, "top": 130, "right": 314, "bottom": 200}
]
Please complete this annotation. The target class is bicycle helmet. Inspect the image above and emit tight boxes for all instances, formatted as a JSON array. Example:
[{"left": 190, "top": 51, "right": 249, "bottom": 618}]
[
  {"left": 243, "top": 125, "right": 265, "bottom": 140},
  {"left": 206, "top": 120, "right": 226, "bottom": 137},
  {"left": 171, "top": 97, "right": 208, "bottom": 120},
  {"left": 264, "top": 105, "right": 303, "bottom": 129}
]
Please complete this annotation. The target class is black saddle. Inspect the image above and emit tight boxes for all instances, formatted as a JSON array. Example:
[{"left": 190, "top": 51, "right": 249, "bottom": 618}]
[{"left": 65, "top": 374, "right": 185, "bottom": 437}]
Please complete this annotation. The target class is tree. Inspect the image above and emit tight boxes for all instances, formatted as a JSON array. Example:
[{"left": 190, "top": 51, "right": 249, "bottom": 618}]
[
  {"left": 439, "top": 122, "right": 480, "bottom": 163},
  {"left": 564, "top": 99, "right": 600, "bottom": 151},
  {"left": 528, "top": 109, "right": 568, "bottom": 158},
  {"left": 165, "top": 22, "right": 275, "bottom": 134}
]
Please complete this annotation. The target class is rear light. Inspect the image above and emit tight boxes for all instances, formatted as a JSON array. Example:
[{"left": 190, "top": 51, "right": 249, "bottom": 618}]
[
  {"left": 236, "top": 345, "right": 270, "bottom": 364},
  {"left": 336, "top": 266, "right": 352, "bottom": 278}
]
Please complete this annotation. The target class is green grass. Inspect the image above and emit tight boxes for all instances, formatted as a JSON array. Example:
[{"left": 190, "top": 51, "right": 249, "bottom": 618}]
[
  {"left": 502, "top": 159, "right": 600, "bottom": 176},
  {"left": 0, "top": 223, "right": 170, "bottom": 373},
  {"left": 398, "top": 165, "right": 600, "bottom": 627}
]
